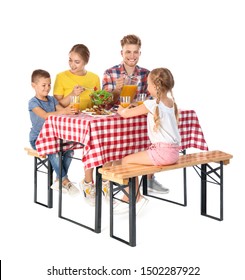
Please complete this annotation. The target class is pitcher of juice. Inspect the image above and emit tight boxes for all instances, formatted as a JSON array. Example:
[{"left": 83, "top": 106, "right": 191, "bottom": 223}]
[{"left": 120, "top": 76, "right": 138, "bottom": 101}]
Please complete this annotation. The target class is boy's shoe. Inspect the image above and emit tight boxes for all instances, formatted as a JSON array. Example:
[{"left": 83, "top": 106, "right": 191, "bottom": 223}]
[
  {"left": 50, "top": 181, "right": 68, "bottom": 194},
  {"left": 64, "top": 182, "right": 79, "bottom": 196},
  {"left": 102, "top": 180, "right": 110, "bottom": 202},
  {"left": 79, "top": 179, "right": 96, "bottom": 206},
  {"left": 147, "top": 176, "right": 169, "bottom": 194}
]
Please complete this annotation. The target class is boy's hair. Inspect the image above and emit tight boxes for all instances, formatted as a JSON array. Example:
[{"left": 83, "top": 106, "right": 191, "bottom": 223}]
[
  {"left": 31, "top": 69, "right": 50, "bottom": 83},
  {"left": 120, "top": 34, "right": 141, "bottom": 48},
  {"left": 69, "top": 44, "right": 90, "bottom": 64}
]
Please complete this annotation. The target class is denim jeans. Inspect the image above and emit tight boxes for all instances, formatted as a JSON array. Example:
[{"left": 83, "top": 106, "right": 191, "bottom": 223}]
[{"left": 30, "top": 140, "right": 74, "bottom": 181}]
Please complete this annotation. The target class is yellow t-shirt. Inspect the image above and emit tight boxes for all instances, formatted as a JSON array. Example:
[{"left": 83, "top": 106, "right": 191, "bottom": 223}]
[{"left": 53, "top": 70, "right": 101, "bottom": 109}]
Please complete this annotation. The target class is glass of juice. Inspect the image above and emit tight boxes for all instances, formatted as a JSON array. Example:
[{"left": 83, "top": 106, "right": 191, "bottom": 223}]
[
  {"left": 120, "top": 76, "right": 138, "bottom": 101},
  {"left": 120, "top": 96, "right": 131, "bottom": 108},
  {"left": 136, "top": 93, "right": 147, "bottom": 105},
  {"left": 70, "top": 96, "right": 80, "bottom": 114}
]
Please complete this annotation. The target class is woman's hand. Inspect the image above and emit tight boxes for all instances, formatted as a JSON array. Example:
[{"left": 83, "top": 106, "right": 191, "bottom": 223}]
[{"left": 72, "top": 85, "right": 84, "bottom": 96}]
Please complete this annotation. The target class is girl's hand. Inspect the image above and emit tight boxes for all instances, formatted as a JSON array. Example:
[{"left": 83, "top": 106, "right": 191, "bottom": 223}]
[{"left": 117, "top": 105, "right": 126, "bottom": 115}]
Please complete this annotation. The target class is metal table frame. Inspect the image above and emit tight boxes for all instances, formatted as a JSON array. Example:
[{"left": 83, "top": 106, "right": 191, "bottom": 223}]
[{"left": 58, "top": 139, "right": 102, "bottom": 233}]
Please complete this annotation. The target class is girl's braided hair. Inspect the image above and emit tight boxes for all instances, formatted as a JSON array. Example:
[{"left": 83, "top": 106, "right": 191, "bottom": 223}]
[{"left": 150, "top": 68, "right": 179, "bottom": 131}]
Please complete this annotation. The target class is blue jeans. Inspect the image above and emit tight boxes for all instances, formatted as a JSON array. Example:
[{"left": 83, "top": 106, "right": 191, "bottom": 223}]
[{"left": 30, "top": 140, "right": 74, "bottom": 181}]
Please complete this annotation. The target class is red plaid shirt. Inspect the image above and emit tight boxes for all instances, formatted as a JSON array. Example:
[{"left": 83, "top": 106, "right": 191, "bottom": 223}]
[{"left": 102, "top": 63, "right": 150, "bottom": 99}]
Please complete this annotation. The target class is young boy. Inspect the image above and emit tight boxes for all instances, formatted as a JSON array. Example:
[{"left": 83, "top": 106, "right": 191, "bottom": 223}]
[{"left": 28, "top": 69, "right": 79, "bottom": 195}]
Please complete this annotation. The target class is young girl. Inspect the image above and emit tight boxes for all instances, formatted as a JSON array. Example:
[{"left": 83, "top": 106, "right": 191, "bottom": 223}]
[{"left": 116, "top": 67, "right": 181, "bottom": 214}]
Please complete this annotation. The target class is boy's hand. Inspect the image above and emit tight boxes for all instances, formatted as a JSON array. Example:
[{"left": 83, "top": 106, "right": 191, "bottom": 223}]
[{"left": 64, "top": 105, "right": 76, "bottom": 115}]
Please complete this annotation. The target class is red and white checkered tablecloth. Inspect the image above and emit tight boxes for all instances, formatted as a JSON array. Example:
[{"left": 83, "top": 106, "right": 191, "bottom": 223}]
[{"left": 36, "top": 109, "right": 208, "bottom": 170}]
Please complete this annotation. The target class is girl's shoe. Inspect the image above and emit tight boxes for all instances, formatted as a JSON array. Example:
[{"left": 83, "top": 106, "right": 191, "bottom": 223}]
[
  {"left": 79, "top": 179, "right": 96, "bottom": 206},
  {"left": 147, "top": 176, "right": 169, "bottom": 194},
  {"left": 136, "top": 196, "right": 149, "bottom": 215},
  {"left": 113, "top": 200, "right": 129, "bottom": 214},
  {"left": 113, "top": 196, "right": 149, "bottom": 215},
  {"left": 102, "top": 180, "right": 110, "bottom": 202}
]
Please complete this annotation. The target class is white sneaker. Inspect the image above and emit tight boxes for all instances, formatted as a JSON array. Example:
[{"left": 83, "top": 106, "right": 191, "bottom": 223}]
[
  {"left": 113, "top": 200, "right": 129, "bottom": 214},
  {"left": 50, "top": 181, "right": 68, "bottom": 194},
  {"left": 136, "top": 196, "right": 149, "bottom": 215},
  {"left": 64, "top": 182, "right": 80, "bottom": 196},
  {"left": 79, "top": 179, "right": 96, "bottom": 206},
  {"left": 113, "top": 196, "right": 149, "bottom": 215}
]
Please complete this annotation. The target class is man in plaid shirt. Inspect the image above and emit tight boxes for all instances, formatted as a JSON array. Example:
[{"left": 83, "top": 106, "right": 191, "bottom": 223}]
[
  {"left": 102, "top": 34, "right": 150, "bottom": 104},
  {"left": 101, "top": 35, "right": 169, "bottom": 206}
]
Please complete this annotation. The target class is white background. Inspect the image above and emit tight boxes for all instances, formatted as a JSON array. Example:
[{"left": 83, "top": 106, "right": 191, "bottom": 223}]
[{"left": 0, "top": 0, "right": 244, "bottom": 279}]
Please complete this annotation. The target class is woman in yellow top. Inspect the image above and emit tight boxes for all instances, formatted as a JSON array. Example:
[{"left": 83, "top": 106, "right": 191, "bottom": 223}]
[
  {"left": 53, "top": 44, "right": 101, "bottom": 205},
  {"left": 53, "top": 44, "right": 101, "bottom": 110}
]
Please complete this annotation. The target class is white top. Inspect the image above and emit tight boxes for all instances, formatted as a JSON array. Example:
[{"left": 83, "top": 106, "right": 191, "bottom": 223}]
[{"left": 144, "top": 99, "right": 181, "bottom": 145}]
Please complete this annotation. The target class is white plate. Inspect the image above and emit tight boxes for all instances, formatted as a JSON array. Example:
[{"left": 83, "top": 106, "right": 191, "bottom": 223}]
[
  {"left": 90, "top": 113, "right": 116, "bottom": 117},
  {"left": 82, "top": 110, "right": 93, "bottom": 114}
]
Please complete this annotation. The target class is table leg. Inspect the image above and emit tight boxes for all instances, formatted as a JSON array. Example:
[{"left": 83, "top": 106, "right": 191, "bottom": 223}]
[
  {"left": 58, "top": 139, "right": 102, "bottom": 232},
  {"left": 58, "top": 147, "right": 63, "bottom": 218},
  {"left": 95, "top": 166, "right": 102, "bottom": 233}
]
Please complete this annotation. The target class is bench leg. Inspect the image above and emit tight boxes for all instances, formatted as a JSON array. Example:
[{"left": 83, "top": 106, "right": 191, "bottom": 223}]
[
  {"left": 110, "top": 178, "right": 136, "bottom": 247},
  {"left": 129, "top": 177, "right": 136, "bottom": 247},
  {"left": 110, "top": 181, "right": 114, "bottom": 238},
  {"left": 34, "top": 156, "right": 53, "bottom": 208},
  {"left": 199, "top": 162, "right": 224, "bottom": 221},
  {"left": 47, "top": 160, "right": 53, "bottom": 208},
  {"left": 200, "top": 164, "right": 207, "bottom": 215}
]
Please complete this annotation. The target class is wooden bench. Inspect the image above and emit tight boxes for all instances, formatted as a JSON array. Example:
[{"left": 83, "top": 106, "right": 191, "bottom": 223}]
[
  {"left": 24, "top": 147, "right": 53, "bottom": 208},
  {"left": 98, "top": 150, "right": 233, "bottom": 246},
  {"left": 24, "top": 147, "right": 46, "bottom": 158}
]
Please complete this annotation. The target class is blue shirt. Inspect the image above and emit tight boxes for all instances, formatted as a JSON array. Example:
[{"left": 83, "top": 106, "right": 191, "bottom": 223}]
[{"left": 28, "top": 96, "right": 58, "bottom": 142}]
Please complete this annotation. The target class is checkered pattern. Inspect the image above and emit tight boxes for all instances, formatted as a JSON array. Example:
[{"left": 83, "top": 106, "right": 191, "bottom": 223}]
[
  {"left": 102, "top": 64, "right": 150, "bottom": 97},
  {"left": 179, "top": 110, "right": 208, "bottom": 151},
  {"left": 36, "top": 109, "right": 208, "bottom": 170}
]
